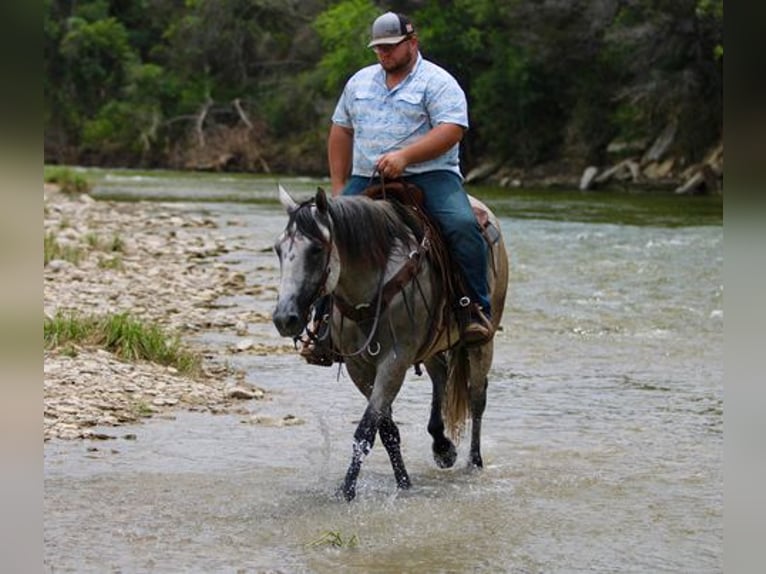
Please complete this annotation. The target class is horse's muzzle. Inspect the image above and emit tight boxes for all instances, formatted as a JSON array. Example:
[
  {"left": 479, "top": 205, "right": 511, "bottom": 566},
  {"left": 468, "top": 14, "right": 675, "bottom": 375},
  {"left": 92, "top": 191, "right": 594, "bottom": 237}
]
[{"left": 272, "top": 304, "right": 305, "bottom": 338}]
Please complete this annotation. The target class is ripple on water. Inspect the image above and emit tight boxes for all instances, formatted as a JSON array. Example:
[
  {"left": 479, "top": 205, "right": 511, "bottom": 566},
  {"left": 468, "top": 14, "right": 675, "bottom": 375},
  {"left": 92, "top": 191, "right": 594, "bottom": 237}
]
[{"left": 45, "top": 183, "right": 722, "bottom": 573}]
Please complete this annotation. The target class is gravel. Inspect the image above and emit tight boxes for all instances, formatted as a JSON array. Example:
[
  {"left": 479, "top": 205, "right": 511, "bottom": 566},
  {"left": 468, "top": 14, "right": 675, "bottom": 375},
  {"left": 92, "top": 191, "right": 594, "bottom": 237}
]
[{"left": 44, "top": 186, "right": 290, "bottom": 440}]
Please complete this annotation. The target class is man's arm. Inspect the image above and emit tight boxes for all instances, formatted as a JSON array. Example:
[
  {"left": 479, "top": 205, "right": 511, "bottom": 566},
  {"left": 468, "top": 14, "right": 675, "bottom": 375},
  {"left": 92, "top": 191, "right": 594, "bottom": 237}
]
[
  {"left": 328, "top": 123, "right": 354, "bottom": 196},
  {"left": 376, "top": 123, "right": 464, "bottom": 179}
]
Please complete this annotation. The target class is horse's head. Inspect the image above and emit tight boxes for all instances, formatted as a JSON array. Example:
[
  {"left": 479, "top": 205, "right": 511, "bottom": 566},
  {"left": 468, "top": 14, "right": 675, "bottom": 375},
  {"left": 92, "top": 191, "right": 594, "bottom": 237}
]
[{"left": 272, "top": 185, "right": 340, "bottom": 338}]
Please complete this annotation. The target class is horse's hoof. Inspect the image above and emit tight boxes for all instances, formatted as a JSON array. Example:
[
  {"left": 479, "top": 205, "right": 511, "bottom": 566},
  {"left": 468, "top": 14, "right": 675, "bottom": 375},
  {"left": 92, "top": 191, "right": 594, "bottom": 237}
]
[
  {"left": 335, "top": 483, "right": 356, "bottom": 502},
  {"left": 467, "top": 455, "right": 483, "bottom": 470},
  {"left": 433, "top": 442, "right": 458, "bottom": 469},
  {"left": 397, "top": 475, "right": 412, "bottom": 490}
]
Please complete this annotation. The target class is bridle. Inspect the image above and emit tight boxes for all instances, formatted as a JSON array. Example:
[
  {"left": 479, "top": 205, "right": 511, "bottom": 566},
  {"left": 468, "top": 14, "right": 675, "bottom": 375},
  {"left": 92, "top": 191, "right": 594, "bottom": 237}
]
[
  {"left": 286, "top": 199, "right": 389, "bottom": 360},
  {"left": 283, "top": 189, "right": 437, "bottom": 364},
  {"left": 278, "top": 209, "right": 336, "bottom": 326}
]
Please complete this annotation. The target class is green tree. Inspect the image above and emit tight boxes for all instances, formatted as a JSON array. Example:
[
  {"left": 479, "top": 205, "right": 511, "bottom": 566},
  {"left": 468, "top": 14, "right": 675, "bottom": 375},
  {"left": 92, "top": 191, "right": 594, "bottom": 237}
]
[
  {"left": 605, "top": 0, "right": 723, "bottom": 161},
  {"left": 313, "top": 0, "right": 380, "bottom": 95},
  {"left": 60, "top": 17, "right": 136, "bottom": 114},
  {"left": 43, "top": 0, "right": 722, "bottom": 175}
]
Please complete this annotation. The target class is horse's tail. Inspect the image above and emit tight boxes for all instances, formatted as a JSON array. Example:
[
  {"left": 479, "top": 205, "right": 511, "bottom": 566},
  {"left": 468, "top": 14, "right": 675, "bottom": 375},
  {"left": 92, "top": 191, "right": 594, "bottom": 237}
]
[{"left": 445, "top": 346, "right": 471, "bottom": 440}]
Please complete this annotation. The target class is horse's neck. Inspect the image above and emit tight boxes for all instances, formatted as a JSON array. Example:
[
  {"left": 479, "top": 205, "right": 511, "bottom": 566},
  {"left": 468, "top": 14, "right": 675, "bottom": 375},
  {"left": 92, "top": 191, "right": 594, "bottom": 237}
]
[
  {"left": 334, "top": 241, "right": 409, "bottom": 305},
  {"left": 334, "top": 272, "right": 378, "bottom": 305}
]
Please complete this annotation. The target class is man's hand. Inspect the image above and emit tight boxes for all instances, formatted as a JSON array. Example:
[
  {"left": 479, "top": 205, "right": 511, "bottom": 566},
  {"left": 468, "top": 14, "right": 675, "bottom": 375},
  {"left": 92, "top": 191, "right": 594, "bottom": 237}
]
[
  {"left": 376, "top": 150, "right": 409, "bottom": 179},
  {"left": 375, "top": 123, "right": 464, "bottom": 179}
]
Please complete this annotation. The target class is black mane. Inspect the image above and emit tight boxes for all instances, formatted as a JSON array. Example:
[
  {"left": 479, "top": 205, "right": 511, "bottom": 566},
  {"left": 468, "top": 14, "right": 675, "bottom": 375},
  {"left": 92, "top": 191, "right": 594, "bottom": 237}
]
[{"left": 292, "top": 195, "right": 423, "bottom": 270}]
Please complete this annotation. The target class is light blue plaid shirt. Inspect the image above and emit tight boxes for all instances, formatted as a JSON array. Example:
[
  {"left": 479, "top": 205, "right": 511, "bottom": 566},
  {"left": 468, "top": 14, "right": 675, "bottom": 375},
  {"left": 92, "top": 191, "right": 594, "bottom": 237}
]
[{"left": 331, "top": 53, "right": 468, "bottom": 179}]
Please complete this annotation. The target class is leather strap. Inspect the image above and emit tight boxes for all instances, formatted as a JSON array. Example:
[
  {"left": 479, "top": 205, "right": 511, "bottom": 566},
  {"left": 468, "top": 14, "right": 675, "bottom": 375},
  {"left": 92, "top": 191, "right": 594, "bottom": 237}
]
[{"left": 334, "top": 232, "right": 429, "bottom": 323}]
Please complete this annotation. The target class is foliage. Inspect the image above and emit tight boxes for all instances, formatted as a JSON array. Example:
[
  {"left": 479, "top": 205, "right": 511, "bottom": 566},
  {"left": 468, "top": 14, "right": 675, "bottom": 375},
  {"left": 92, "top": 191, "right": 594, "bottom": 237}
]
[
  {"left": 604, "top": 0, "right": 723, "bottom": 161},
  {"left": 45, "top": 223, "right": 124, "bottom": 266},
  {"left": 44, "top": 311, "right": 202, "bottom": 376},
  {"left": 60, "top": 17, "right": 136, "bottom": 116},
  {"left": 307, "top": 530, "right": 359, "bottom": 548},
  {"left": 44, "top": 166, "right": 92, "bottom": 194},
  {"left": 313, "top": 0, "right": 380, "bottom": 94},
  {"left": 44, "top": 232, "right": 84, "bottom": 266},
  {"left": 44, "top": 0, "right": 722, "bottom": 172}
]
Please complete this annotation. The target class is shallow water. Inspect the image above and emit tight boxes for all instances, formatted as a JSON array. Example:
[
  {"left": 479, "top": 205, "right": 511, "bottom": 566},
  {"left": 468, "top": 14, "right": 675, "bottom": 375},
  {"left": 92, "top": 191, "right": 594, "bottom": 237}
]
[{"left": 45, "top": 172, "right": 722, "bottom": 572}]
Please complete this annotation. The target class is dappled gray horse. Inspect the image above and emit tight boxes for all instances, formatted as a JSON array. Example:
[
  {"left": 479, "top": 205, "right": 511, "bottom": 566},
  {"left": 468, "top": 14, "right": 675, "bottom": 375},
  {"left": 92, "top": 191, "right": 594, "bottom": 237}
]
[{"left": 272, "top": 185, "right": 508, "bottom": 500}]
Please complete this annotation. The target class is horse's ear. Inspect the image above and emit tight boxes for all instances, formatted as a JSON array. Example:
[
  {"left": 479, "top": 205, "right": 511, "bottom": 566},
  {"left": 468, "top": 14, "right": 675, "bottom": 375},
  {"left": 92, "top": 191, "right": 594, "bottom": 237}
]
[
  {"left": 278, "top": 184, "right": 298, "bottom": 212},
  {"left": 315, "top": 187, "right": 328, "bottom": 215}
]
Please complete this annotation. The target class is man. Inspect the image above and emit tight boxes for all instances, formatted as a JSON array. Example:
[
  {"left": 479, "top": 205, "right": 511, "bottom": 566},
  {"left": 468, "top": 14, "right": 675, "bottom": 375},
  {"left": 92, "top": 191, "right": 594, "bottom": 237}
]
[{"left": 328, "top": 11, "right": 493, "bottom": 344}]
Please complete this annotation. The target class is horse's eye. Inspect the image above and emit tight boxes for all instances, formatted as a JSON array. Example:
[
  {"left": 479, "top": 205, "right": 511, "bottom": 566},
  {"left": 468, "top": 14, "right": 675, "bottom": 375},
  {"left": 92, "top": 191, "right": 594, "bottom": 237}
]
[{"left": 308, "top": 242, "right": 324, "bottom": 256}]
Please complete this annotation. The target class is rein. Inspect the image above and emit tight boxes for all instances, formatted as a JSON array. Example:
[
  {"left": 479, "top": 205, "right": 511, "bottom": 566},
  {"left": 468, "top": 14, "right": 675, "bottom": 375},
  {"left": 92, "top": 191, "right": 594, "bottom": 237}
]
[
  {"left": 294, "top": 197, "right": 390, "bottom": 360},
  {"left": 297, "top": 179, "right": 453, "bottom": 364},
  {"left": 332, "top": 230, "right": 430, "bottom": 323}
]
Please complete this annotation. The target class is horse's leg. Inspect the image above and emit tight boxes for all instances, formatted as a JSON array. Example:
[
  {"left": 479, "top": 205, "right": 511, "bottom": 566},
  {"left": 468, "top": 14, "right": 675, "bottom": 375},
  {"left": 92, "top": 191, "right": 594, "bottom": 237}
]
[
  {"left": 337, "top": 361, "right": 377, "bottom": 501},
  {"left": 378, "top": 413, "right": 411, "bottom": 490},
  {"left": 424, "top": 354, "right": 457, "bottom": 468},
  {"left": 340, "top": 360, "right": 409, "bottom": 500},
  {"left": 340, "top": 403, "right": 379, "bottom": 501},
  {"left": 468, "top": 374, "right": 488, "bottom": 468},
  {"left": 467, "top": 345, "right": 493, "bottom": 468}
]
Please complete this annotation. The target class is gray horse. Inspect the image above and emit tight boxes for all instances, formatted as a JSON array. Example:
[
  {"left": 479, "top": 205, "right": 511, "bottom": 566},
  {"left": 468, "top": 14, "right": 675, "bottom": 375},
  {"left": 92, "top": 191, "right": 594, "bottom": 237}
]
[{"left": 272, "top": 185, "right": 509, "bottom": 500}]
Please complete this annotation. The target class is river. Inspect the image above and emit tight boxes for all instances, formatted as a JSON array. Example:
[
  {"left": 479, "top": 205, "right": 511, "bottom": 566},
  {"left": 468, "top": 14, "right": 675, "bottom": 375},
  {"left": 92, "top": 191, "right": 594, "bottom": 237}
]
[{"left": 44, "top": 170, "right": 723, "bottom": 572}]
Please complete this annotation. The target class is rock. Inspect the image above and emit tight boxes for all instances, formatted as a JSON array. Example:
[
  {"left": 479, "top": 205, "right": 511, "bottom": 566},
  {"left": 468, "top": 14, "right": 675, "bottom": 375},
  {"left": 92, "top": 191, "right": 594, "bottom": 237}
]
[
  {"left": 704, "top": 143, "right": 724, "bottom": 174},
  {"left": 642, "top": 122, "right": 677, "bottom": 164},
  {"left": 235, "top": 320, "right": 248, "bottom": 336},
  {"left": 43, "top": 189, "right": 287, "bottom": 441},
  {"left": 675, "top": 172, "right": 704, "bottom": 194},
  {"left": 227, "top": 387, "right": 257, "bottom": 400},
  {"left": 643, "top": 157, "right": 676, "bottom": 180},
  {"left": 47, "top": 259, "right": 73, "bottom": 271},
  {"left": 675, "top": 164, "right": 719, "bottom": 195},
  {"left": 281, "top": 414, "right": 304, "bottom": 426},
  {"left": 464, "top": 162, "right": 500, "bottom": 184},
  {"left": 579, "top": 166, "right": 599, "bottom": 190},
  {"left": 235, "top": 338, "right": 255, "bottom": 352},
  {"left": 242, "top": 414, "right": 305, "bottom": 427},
  {"left": 594, "top": 159, "right": 640, "bottom": 185},
  {"left": 606, "top": 139, "right": 647, "bottom": 156}
]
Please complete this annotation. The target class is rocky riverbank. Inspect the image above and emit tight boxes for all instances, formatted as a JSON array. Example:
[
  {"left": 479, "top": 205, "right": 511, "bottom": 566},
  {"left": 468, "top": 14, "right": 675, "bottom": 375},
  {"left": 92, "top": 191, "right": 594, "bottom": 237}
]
[
  {"left": 44, "top": 185, "right": 292, "bottom": 440},
  {"left": 465, "top": 140, "right": 724, "bottom": 196}
]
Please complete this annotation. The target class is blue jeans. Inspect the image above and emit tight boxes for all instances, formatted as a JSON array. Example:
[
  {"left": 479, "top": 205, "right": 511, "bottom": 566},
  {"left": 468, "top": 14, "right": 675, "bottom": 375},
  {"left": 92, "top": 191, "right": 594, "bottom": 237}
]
[{"left": 342, "top": 171, "right": 491, "bottom": 315}]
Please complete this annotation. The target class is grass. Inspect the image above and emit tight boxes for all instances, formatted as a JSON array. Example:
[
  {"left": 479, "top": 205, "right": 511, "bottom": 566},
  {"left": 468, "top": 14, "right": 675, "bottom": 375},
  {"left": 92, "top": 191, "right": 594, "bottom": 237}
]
[
  {"left": 131, "top": 400, "right": 155, "bottom": 418},
  {"left": 97, "top": 255, "right": 124, "bottom": 270},
  {"left": 84, "top": 232, "right": 125, "bottom": 253},
  {"left": 44, "top": 230, "right": 125, "bottom": 266},
  {"left": 44, "top": 231, "right": 84, "bottom": 265},
  {"left": 44, "top": 166, "right": 92, "bottom": 194},
  {"left": 307, "top": 530, "right": 359, "bottom": 549},
  {"left": 44, "top": 311, "right": 202, "bottom": 376}
]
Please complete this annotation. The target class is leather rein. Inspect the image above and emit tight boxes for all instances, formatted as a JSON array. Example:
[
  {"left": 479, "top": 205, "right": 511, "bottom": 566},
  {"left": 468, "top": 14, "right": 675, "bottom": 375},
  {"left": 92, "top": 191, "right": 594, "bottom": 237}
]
[{"left": 300, "top": 180, "right": 439, "bottom": 361}]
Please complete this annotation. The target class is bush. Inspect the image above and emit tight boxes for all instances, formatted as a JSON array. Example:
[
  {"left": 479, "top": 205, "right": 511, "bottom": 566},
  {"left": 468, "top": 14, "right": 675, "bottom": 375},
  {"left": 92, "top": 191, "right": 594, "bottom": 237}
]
[
  {"left": 44, "top": 166, "right": 91, "bottom": 193},
  {"left": 44, "top": 311, "right": 202, "bottom": 376}
]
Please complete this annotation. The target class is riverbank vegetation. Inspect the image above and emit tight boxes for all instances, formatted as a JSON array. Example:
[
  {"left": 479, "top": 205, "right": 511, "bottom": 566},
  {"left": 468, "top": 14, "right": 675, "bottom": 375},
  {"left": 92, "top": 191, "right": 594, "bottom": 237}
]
[
  {"left": 44, "top": 0, "right": 722, "bottom": 191},
  {"left": 44, "top": 165, "right": 92, "bottom": 194},
  {"left": 44, "top": 311, "right": 203, "bottom": 376}
]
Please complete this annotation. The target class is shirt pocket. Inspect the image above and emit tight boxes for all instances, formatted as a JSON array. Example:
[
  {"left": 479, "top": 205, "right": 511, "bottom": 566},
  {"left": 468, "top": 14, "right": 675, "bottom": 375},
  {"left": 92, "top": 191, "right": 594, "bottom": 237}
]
[
  {"left": 350, "top": 91, "right": 378, "bottom": 125},
  {"left": 392, "top": 92, "right": 428, "bottom": 127}
]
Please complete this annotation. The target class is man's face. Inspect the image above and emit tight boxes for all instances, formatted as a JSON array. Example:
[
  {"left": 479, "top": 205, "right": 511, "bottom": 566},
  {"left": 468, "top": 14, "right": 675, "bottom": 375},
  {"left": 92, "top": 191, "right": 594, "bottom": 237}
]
[{"left": 373, "top": 37, "right": 416, "bottom": 74}]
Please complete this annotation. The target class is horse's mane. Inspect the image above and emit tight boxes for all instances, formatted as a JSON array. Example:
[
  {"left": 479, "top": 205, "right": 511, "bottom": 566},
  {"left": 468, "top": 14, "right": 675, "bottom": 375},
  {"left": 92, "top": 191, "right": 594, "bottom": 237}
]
[
  {"left": 290, "top": 195, "right": 423, "bottom": 270},
  {"left": 332, "top": 196, "right": 425, "bottom": 269}
]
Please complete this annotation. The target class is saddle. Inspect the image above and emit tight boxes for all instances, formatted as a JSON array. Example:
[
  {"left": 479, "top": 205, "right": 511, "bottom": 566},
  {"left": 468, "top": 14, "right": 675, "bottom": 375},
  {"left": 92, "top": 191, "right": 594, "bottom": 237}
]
[
  {"left": 362, "top": 178, "right": 500, "bottom": 290},
  {"left": 361, "top": 179, "right": 500, "bottom": 359}
]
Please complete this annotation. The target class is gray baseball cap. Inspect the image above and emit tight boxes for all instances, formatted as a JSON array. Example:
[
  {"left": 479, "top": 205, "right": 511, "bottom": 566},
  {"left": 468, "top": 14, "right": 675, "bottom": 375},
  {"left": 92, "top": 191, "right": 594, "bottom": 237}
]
[{"left": 367, "top": 12, "right": 415, "bottom": 47}]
